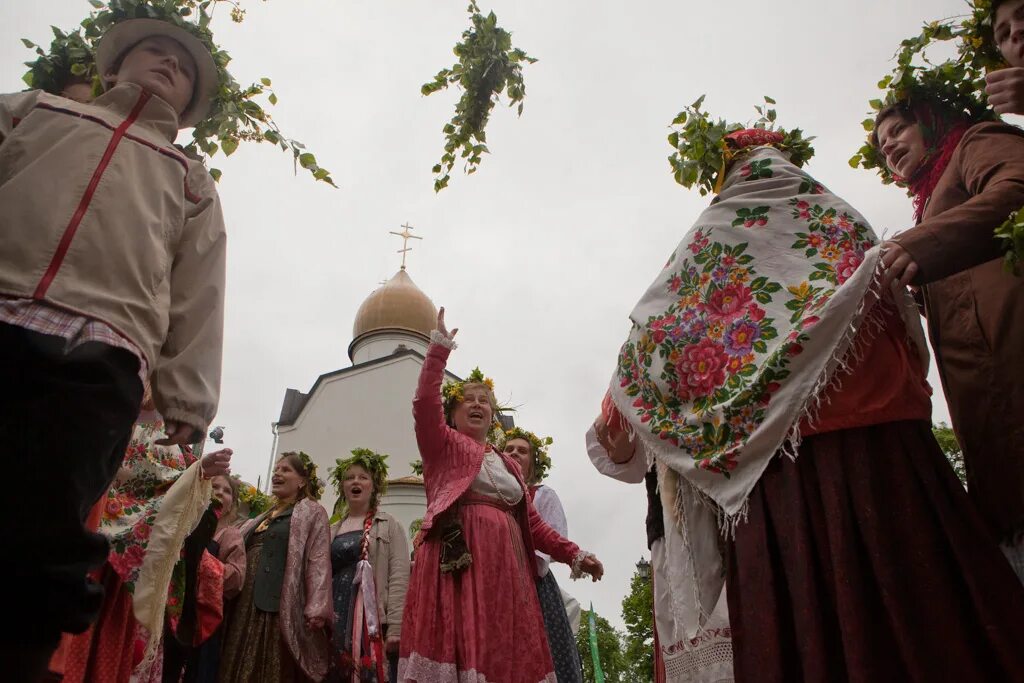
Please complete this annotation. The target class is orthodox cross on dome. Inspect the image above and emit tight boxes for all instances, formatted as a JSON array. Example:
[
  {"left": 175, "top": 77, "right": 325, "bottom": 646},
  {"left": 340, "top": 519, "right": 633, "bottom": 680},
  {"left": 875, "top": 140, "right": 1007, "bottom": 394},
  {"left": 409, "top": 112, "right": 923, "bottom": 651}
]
[{"left": 389, "top": 222, "right": 423, "bottom": 270}]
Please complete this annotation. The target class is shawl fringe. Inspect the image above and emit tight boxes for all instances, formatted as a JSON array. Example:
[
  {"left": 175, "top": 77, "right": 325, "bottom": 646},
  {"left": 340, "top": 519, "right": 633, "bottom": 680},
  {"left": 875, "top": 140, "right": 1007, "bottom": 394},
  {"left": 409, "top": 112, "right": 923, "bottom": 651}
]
[{"left": 132, "top": 461, "right": 211, "bottom": 671}]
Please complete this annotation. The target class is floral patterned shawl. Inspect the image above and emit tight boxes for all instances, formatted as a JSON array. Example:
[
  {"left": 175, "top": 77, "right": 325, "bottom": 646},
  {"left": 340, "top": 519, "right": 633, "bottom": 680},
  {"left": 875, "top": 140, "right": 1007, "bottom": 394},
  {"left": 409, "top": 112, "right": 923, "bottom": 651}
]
[
  {"left": 609, "top": 146, "right": 926, "bottom": 637},
  {"left": 100, "top": 417, "right": 212, "bottom": 670}
]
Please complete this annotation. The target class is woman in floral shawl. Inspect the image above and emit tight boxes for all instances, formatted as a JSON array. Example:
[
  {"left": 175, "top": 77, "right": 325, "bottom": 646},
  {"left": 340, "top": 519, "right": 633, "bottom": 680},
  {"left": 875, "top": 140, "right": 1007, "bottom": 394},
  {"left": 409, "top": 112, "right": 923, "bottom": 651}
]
[
  {"left": 591, "top": 106, "right": 1024, "bottom": 682},
  {"left": 62, "top": 389, "right": 232, "bottom": 683}
]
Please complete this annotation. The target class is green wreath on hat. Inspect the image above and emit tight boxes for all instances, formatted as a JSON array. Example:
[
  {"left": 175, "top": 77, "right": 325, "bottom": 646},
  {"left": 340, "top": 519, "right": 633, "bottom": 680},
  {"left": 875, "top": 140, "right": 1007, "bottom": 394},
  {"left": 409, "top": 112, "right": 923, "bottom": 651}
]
[{"left": 21, "top": 0, "right": 333, "bottom": 185}]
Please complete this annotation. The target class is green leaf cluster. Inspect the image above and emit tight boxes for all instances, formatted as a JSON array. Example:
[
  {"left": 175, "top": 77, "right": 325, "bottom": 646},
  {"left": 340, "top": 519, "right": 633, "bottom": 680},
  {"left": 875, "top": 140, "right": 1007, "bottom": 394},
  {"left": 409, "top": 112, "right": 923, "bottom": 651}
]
[
  {"left": 667, "top": 95, "right": 814, "bottom": 196},
  {"left": 932, "top": 422, "right": 966, "bottom": 485},
  {"left": 21, "top": 0, "right": 334, "bottom": 186},
  {"left": 849, "top": 1, "right": 1000, "bottom": 185},
  {"left": 423, "top": 2, "right": 536, "bottom": 192},
  {"left": 994, "top": 203, "right": 1024, "bottom": 275}
]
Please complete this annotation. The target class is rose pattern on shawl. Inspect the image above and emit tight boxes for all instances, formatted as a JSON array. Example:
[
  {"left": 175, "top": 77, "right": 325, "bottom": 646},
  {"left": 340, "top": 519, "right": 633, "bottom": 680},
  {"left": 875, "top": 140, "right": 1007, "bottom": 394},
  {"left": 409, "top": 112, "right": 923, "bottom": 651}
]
[
  {"left": 101, "top": 420, "right": 195, "bottom": 592},
  {"left": 732, "top": 206, "right": 770, "bottom": 229},
  {"left": 790, "top": 199, "right": 871, "bottom": 288},
  {"left": 676, "top": 338, "right": 730, "bottom": 398},
  {"left": 616, "top": 161, "right": 876, "bottom": 477},
  {"left": 740, "top": 158, "right": 773, "bottom": 181},
  {"left": 797, "top": 173, "right": 827, "bottom": 195},
  {"left": 617, "top": 233, "right": 794, "bottom": 475}
]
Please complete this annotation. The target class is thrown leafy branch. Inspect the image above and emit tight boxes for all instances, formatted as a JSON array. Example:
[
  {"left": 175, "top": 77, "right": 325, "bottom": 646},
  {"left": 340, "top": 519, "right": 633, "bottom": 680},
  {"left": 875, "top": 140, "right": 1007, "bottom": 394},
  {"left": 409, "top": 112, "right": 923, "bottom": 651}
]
[{"left": 422, "top": 1, "right": 536, "bottom": 192}]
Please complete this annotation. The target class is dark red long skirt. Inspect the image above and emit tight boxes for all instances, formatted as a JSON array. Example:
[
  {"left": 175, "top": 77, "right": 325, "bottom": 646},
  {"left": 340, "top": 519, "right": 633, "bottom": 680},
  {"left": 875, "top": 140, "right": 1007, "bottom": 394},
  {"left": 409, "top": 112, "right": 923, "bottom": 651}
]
[{"left": 726, "top": 420, "right": 1024, "bottom": 683}]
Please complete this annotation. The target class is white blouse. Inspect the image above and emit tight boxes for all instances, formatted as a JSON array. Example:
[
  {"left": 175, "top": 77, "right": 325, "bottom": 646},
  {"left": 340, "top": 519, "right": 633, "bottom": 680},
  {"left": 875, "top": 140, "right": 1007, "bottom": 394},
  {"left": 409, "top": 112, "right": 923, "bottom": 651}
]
[{"left": 469, "top": 450, "right": 524, "bottom": 505}]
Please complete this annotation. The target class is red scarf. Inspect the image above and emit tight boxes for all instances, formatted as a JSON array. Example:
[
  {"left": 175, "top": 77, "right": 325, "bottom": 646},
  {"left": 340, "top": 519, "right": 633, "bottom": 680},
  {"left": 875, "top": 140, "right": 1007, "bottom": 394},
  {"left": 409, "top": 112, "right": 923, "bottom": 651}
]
[
  {"left": 897, "top": 112, "right": 971, "bottom": 223},
  {"left": 908, "top": 124, "right": 969, "bottom": 222}
]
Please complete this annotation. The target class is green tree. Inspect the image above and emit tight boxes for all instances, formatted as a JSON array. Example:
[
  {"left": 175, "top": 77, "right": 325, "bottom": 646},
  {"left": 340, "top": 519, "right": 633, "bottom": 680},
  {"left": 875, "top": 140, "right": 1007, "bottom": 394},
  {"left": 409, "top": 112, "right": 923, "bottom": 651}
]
[
  {"left": 933, "top": 422, "right": 966, "bottom": 486},
  {"left": 575, "top": 609, "right": 628, "bottom": 682},
  {"left": 620, "top": 568, "right": 654, "bottom": 682}
]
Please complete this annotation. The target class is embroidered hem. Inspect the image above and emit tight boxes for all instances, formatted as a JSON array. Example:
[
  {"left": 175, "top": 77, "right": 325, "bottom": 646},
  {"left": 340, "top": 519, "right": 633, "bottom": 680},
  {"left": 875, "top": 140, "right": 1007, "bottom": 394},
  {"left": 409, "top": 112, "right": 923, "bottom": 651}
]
[{"left": 399, "top": 653, "right": 557, "bottom": 683}]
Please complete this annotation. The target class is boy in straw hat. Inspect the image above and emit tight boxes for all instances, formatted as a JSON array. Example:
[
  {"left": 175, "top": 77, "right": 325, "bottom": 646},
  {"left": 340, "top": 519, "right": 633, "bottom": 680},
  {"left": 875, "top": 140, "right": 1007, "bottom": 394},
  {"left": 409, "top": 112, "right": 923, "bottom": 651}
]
[{"left": 0, "top": 15, "right": 226, "bottom": 680}]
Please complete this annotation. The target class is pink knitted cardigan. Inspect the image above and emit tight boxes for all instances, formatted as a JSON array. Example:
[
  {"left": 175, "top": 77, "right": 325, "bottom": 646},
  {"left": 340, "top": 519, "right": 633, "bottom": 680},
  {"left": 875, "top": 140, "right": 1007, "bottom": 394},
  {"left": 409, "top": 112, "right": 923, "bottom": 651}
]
[{"left": 414, "top": 341, "right": 582, "bottom": 572}]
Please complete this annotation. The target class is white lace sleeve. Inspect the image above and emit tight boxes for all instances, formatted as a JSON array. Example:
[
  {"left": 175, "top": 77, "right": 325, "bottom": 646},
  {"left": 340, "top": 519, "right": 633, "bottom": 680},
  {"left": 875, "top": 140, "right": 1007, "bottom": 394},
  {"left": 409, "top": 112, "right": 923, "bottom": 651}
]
[{"left": 429, "top": 329, "right": 458, "bottom": 349}]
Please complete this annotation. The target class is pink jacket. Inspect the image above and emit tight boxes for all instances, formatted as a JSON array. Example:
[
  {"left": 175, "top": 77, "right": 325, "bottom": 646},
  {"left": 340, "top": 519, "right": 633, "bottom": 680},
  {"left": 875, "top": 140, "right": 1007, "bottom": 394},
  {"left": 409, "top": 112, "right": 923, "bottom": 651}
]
[
  {"left": 414, "top": 342, "right": 581, "bottom": 571},
  {"left": 240, "top": 498, "right": 333, "bottom": 681}
]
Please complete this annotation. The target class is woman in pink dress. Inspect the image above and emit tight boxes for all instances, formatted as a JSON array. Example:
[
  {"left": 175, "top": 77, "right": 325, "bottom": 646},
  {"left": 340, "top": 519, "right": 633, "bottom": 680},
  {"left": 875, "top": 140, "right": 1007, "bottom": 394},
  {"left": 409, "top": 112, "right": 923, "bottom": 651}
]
[{"left": 399, "top": 309, "right": 604, "bottom": 683}]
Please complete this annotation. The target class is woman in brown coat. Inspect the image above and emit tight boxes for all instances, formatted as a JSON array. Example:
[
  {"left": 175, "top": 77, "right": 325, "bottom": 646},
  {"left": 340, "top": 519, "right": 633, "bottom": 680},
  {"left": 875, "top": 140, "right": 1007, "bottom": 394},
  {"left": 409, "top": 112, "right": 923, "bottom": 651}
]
[{"left": 874, "top": 96, "right": 1024, "bottom": 575}]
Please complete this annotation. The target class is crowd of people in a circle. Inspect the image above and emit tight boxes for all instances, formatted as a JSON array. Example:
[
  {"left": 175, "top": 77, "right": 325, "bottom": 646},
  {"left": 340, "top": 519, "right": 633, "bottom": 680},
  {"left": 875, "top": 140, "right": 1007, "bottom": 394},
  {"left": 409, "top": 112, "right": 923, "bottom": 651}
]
[{"left": 4, "top": 1, "right": 1024, "bottom": 682}]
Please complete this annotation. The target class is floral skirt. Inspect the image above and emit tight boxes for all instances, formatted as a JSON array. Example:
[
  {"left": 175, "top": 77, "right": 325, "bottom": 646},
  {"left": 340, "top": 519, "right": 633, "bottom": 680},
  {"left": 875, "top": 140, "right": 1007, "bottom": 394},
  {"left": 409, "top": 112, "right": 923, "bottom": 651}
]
[
  {"left": 399, "top": 497, "right": 556, "bottom": 683},
  {"left": 726, "top": 420, "right": 1024, "bottom": 683},
  {"left": 536, "top": 572, "right": 582, "bottom": 683},
  {"left": 61, "top": 565, "right": 136, "bottom": 683}
]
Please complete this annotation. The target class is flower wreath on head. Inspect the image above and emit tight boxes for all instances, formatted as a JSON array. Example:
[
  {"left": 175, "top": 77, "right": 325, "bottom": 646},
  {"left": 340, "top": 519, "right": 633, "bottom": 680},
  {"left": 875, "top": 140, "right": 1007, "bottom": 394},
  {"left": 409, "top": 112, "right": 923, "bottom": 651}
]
[
  {"left": 236, "top": 478, "right": 272, "bottom": 518},
  {"left": 498, "top": 428, "right": 554, "bottom": 483},
  {"left": 285, "top": 451, "right": 325, "bottom": 501},
  {"left": 330, "top": 448, "right": 390, "bottom": 520},
  {"left": 667, "top": 95, "right": 816, "bottom": 197},
  {"left": 441, "top": 368, "right": 510, "bottom": 439}
]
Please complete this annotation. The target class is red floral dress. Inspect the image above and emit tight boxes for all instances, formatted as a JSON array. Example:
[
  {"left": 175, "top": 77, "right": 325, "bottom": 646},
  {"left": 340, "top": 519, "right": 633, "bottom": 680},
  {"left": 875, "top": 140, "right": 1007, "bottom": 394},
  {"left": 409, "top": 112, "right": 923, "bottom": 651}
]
[{"left": 63, "top": 418, "right": 199, "bottom": 683}]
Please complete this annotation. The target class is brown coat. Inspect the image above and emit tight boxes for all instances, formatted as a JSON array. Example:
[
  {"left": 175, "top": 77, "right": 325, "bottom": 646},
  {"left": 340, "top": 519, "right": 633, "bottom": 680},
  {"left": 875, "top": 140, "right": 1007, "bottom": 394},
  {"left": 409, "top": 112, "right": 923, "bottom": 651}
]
[
  {"left": 895, "top": 121, "right": 1024, "bottom": 541},
  {"left": 330, "top": 510, "right": 410, "bottom": 639}
]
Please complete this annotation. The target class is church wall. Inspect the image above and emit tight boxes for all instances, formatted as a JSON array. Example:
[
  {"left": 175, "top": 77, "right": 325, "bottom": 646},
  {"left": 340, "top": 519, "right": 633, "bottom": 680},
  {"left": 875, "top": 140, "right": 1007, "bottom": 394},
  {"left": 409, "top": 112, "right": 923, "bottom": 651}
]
[
  {"left": 380, "top": 483, "right": 427, "bottom": 542},
  {"left": 350, "top": 333, "right": 428, "bottom": 365},
  {"left": 274, "top": 354, "right": 446, "bottom": 519}
]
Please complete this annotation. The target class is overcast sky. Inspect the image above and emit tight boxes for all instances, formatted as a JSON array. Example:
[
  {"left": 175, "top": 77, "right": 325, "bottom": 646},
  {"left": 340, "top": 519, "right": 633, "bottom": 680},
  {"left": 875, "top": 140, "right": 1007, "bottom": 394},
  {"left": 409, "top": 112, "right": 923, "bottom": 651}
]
[{"left": 4, "top": 0, "right": 980, "bottom": 629}]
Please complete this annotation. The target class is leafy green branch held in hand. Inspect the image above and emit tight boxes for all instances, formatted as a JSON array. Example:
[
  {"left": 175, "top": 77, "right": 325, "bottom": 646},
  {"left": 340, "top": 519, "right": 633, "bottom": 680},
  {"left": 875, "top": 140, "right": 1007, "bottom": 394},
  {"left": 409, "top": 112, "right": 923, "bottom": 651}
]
[
  {"left": 995, "top": 204, "right": 1024, "bottom": 274},
  {"left": 422, "top": 1, "right": 536, "bottom": 192},
  {"left": 21, "top": 0, "right": 334, "bottom": 186}
]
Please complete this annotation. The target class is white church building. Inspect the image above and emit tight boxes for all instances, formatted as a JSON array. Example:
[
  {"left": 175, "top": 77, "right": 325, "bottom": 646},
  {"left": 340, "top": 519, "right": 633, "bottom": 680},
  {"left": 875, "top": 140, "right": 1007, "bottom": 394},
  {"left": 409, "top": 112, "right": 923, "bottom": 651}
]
[{"left": 265, "top": 266, "right": 460, "bottom": 537}]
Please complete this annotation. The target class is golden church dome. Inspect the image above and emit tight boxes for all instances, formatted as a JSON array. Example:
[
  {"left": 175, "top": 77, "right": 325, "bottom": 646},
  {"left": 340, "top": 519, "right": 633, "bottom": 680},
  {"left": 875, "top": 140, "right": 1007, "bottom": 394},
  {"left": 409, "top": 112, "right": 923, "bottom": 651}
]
[{"left": 352, "top": 268, "right": 437, "bottom": 341}]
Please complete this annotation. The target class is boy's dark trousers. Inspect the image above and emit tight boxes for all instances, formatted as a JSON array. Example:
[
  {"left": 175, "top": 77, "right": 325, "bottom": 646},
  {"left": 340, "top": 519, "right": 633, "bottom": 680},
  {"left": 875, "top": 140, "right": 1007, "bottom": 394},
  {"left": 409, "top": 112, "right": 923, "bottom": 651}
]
[{"left": 0, "top": 322, "right": 142, "bottom": 681}]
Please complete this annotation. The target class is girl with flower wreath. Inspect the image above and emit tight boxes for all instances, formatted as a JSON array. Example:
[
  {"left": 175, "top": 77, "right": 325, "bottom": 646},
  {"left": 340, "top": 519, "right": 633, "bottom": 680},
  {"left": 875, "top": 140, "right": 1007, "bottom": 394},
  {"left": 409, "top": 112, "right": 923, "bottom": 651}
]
[
  {"left": 164, "top": 473, "right": 247, "bottom": 683},
  {"left": 399, "top": 308, "right": 604, "bottom": 683},
  {"left": 219, "top": 452, "right": 333, "bottom": 683},
  {"left": 327, "top": 449, "right": 410, "bottom": 683},
  {"left": 60, "top": 388, "right": 232, "bottom": 683},
  {"left": 500, "top": 428, "right": 583, "bottom": 683},
  {"left": 592, "top": 99, "right": 1024, "bottom": 682}
]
